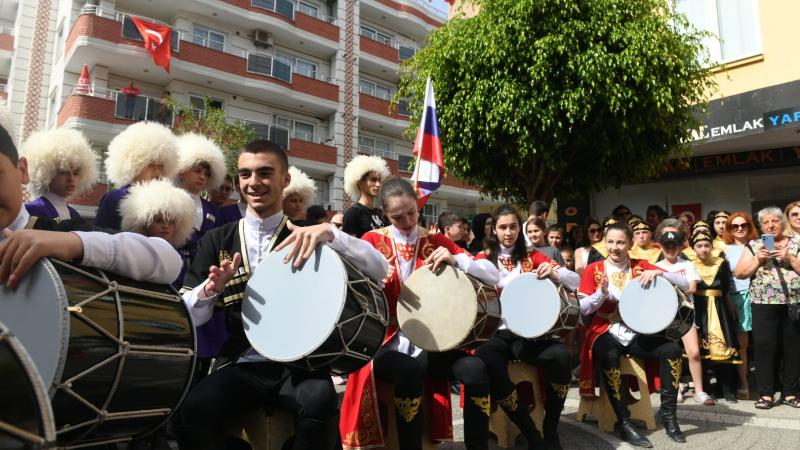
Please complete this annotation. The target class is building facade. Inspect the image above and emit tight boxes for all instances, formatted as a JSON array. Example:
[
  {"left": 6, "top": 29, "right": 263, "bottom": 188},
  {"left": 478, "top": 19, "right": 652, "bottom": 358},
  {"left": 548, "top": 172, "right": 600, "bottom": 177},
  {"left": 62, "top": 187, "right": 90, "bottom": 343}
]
[
  {"left": 2, "top": 0, "right": 491, "bottom": 222},
  {"left": 591, "top": 0, "right": 800, "bottom": 219}
]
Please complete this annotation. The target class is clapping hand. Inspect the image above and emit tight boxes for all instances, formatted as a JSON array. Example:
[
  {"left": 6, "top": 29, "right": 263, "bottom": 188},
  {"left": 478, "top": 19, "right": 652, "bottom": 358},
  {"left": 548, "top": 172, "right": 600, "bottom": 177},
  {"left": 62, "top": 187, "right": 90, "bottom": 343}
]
[{"left": 203, "top": 252, "right": 242, "bottom": 297}]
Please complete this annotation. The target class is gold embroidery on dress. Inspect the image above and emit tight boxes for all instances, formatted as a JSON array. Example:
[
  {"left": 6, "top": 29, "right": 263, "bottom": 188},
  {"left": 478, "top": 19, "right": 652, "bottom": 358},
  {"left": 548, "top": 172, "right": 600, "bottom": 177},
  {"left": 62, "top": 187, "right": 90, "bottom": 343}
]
[
  {"left": 376, "top": 239, "right": 392, "bottom": 259},
  {"left": 520, "top": 257, "right": 533, "bottom": 273},
  {"left": 579, "top": 379, "right": 594, "bottom": 390},
  {"left": 394, "top": 397, "right": 422, "bottom": 423},
  {"left": 470, "top": 396, "right": 491, "bottom": 416},
  {"left": 604, "top": 368, "right": 622, "bottom": 401},
  {"left": 343, "top": 386, "right": 381, "bottom": 446},
  {"left": 219, "top": 250, "right": 231, "bottom": 264},
  {"left": 693, "top": 256, "right": 723, "bottom": 286},
  {"left": 497, "top": 390, "right": 518, "bottom": 411},
  {"left": 610, "top": 271, "right": 629, "bottom": 292},
  {"left": 551, "top": 383, "right": 570, "bottom": 400},
  {"left": 420, "top": 240, "right": 435, "bottom": 259},
  {"left": 667, "top": 358, "right": 682, "bottom": 390}
]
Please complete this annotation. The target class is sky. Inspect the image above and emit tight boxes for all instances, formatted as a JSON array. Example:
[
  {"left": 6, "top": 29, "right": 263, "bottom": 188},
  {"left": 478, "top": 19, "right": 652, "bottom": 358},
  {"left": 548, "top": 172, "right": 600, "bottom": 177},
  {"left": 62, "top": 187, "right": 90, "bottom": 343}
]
[{"left": 422, "top": 0, "right": 450, "bottom": 16}]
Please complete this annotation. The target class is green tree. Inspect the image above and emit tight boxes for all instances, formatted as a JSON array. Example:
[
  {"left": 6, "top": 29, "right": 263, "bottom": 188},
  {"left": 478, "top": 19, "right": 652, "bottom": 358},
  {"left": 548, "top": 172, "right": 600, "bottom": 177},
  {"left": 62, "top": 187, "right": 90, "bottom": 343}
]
[
  {"left": 398, "top": 0, "right": 715, "bottom": 204},
  {"left": 168, "top": 96, "right": 256, "bottom": 176}
]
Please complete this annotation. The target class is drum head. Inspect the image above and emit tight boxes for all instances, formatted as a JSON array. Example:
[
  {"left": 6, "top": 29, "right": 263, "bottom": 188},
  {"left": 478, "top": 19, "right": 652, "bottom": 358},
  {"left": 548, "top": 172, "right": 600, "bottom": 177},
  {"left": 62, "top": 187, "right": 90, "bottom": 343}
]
[
  {"left": 243, "top": 244, "right": 348, "bottom": 362},
  {"left": 500, "top": 274, "right": 561, "bottom": 338},
  {"left": 398, "top": 265, "right": 478, "bottom": 352},
  {"left": 619, "top": 278, "right": 679, "bottom": 335},
  {"left": 0, "top": 259, "right": 68, "bottom": 393}
]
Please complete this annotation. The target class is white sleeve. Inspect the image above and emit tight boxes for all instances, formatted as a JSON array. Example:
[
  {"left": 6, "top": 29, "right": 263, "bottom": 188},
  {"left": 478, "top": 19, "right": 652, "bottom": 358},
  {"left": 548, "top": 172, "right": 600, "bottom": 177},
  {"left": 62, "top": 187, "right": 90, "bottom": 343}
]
[
  {"left": 660, "top": 271, "right": 689, "bottom": 292},
  {"left": 497, "top": 270, "right": 520, "bottom": 290},
  {"left": 180, "top": 281, "right": 217, "bottom": 326},
  {"left": 327, "top": 225, "right": 388, "bottom": 283},
  {"left": 454, "top": 253, "right": 500, "bottom": 286},
  {"left": 75, "top": 231, "right": 181, "bottom": 284},
  {"left": 556, "top": 267, "right": 580, "bottom": 291},
  {"left": 579, "top": 289, "right": 607, "bottom": 315},
  {"left": 683, "top": 263, "right": 701, "bottom": 282}
]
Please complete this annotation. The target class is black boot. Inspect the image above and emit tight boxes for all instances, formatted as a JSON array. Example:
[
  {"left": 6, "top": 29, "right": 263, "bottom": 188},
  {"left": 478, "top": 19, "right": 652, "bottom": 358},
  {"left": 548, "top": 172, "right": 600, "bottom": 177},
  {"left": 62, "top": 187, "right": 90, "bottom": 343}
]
[
  {"left": 394, "top": 396, "right": 424, "bottom": 450},
  {"left": 617, "top": 420, "right": 653, "bottom": 448},
  {"left": 496, "top": 389, "right": 544, "bottom": 449},
  {"left": 463, "top": 385, "right": 491, "bottom": 450},
  {"left": 541, "top": 416, "right": 562, "bottom": 450},
  {"left": 660, "top": 357, "right": 686, "bottom": 443}
]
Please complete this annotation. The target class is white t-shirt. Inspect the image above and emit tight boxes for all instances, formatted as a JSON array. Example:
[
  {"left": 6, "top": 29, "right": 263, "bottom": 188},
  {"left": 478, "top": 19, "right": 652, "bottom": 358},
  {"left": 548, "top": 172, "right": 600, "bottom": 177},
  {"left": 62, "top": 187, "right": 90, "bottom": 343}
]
[{"left": 655, "top": 259, "right": 699, "bottom": 299}]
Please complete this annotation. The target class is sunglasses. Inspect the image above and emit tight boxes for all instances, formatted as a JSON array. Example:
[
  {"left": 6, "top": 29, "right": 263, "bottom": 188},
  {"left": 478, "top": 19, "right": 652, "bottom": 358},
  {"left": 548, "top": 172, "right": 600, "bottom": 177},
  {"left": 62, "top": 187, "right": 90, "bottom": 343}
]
[
  {"left": 588, "top": 228, "right": 602, "bottom": 234},
  {"left": 730, "top": 223, "right": 749, "bottom": 230},
  {"left": 791, "top": 212, "right": 800, "bottom": 218}
]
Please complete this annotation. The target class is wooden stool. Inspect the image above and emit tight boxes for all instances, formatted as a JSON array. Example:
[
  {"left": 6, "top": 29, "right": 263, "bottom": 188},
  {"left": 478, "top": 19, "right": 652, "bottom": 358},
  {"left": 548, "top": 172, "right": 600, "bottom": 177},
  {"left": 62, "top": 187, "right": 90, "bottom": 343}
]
[
  {"left": 227, "top": 408, "right": 295, "bottom": 450},
  {"left": 376, "top": 381, "right": 439, "bottom": 450},
  {"left": 576, "top": 356, "right": 656, "bottom": 432},
  {"left": 488, "top": 361, "right": 545, "bottom": 449}
]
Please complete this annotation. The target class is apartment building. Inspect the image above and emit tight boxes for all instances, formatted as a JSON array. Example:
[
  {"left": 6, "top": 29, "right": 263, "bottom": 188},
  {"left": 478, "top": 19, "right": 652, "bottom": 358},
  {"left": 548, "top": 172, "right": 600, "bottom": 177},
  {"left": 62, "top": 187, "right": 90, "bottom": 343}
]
[{"left": 3, "top": 0, "right": 491, "bottom": 222}]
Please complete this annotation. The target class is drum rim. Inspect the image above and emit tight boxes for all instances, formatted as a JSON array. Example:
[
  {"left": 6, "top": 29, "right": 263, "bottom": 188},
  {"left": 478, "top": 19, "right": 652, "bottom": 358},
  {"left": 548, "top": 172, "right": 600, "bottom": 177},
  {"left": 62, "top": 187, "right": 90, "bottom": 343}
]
[
  {"left": 619, "top": 278, "right": 679, "bottom": 335},
  {"left": 244, "top": 244, "right": 348, "bottom": 362},
  {"left": 0, "top": 321, "right": 57, "bottom": 445},
  {"left": 500, "top": 273, "right": 562, "bottom": 338},
  {"left": 397, "top": 264, "right": 479, "bottom": 352}
]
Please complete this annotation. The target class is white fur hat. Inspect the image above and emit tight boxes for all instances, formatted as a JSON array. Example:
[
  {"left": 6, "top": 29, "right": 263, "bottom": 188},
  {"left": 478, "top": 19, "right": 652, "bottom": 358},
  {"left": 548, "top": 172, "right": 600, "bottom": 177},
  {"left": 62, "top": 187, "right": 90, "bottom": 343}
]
[
  {"left": 343, "top": 155, "right": 390, "bottom": 200},
  {"left": 105, "top": 121, "right": 178, "bottom": 186},
  {"left": 119, "top": 179, "right": 195, "bottom": 247},
  {"left": 283, "top": 166, "right": 316, "bottom": 204},
  {"left": 21, "top": 128, "right": 99, "bottom": 197},
  {"left": 175, "top": 132, "right": 227, "bottom": 190}
]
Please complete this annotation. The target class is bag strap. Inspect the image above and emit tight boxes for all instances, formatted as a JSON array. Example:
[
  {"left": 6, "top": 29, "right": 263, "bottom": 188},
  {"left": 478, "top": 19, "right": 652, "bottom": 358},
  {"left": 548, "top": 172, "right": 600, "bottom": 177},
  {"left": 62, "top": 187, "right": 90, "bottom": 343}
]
[{"left": 773, "top": 257, "right": 792, "bottom": 300}]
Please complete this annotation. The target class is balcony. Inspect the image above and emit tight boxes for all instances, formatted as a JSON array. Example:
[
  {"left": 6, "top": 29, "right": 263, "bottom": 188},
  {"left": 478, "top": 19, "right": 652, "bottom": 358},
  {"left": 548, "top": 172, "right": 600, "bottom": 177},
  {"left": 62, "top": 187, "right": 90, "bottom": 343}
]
[
  {"left": 360, "top": 0, "right": 445, "bottom": 41},
  {"left": 214, "top": 0, "right": 340, "bottom": 44},
  {"left": 0, "top": 24, "right": 13, "bottom": 52},
  {"left": 65, "top": 11, "right": 340, "bottom": 115},
  {"left": 57, "top": 87, "right": 172, "bottom": 129}
]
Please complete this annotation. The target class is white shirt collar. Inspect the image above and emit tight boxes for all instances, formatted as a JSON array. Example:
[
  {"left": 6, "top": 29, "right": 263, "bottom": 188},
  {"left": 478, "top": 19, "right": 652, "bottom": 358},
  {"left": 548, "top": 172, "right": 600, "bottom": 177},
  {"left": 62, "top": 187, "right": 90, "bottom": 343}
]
[
  {"left": 390, "top": 225, "right": 419, "bottom": 243},
  {"left": 500, "top": 244, "right": 514, "bottom": 256},
  {"left": 43, "top": 191, "right": 67, "bottom": 207},
  {"left": 244, "top": 209, "right": 284, "bottom": 233},
  {"left": 1, "top": 207, "right": 30, "bottom": 242}
]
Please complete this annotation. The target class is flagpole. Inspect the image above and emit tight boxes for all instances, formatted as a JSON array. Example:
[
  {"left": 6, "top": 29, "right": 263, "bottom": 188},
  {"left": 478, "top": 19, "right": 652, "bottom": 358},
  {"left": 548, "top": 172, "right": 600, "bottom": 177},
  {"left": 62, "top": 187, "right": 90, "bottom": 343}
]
[{"left": 412, "top": 78, "right": 431, "bottom": 199}]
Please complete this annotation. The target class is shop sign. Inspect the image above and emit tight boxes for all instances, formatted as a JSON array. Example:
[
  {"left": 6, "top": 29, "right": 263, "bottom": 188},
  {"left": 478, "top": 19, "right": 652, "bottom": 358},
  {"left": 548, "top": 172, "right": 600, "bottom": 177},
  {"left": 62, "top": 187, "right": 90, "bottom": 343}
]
[
  {"left": 763, "top": 107, "right": 800, "bottom": 130},
  {"left": 661, "top": 146, "right": 800, "bottom": 178}
]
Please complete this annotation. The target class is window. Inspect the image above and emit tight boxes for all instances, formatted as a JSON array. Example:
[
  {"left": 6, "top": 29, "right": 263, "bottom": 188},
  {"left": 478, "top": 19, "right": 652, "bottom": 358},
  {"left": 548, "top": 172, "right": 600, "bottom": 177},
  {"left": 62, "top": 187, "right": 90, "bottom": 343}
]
[
  {"left": 397, "top": 154, "right": 414, "bottom": 173},
  {"left": 251, "top": 0, "right": 294, "bottom": 19},
  {"left": 193, "top": 25, "right": 225, "bottom": 52},
  {"left": 189, "top": 95, "right": 224, "bottom": 118},
  {"left": 312, "top": 177, "right": 329, "bottom": 206},
  {"left": 398, "top": 45, "right": 417, "bottom": 61},
  {"left": 360, "top": 24, "right": 392, "bottom": 46},
  {"left": 297, "top": 2, "right": 319, "bottom": 18},
  {"left": 675, "top": 0, "right": 761, "bottom": 64},
  {"left": 275, "top": 116, "right": 317, "bottom": 142},
  {"left": 359, "top": 79, "right": 392, "bottom": 101},
  {"left": 359, "top": 135, "right": 394, "bottom": 159},
  {"left": 47, "top": 89, "right": 58, "bottom": 128},
  {"left": 53, "top": 21, "right": 64, "bottom": 64},
  {"left": 422, "top": 203, "right": 439, "bottom": 227},
  {"left": 278, "top": 52, "right": 318, "bottom": 79}
]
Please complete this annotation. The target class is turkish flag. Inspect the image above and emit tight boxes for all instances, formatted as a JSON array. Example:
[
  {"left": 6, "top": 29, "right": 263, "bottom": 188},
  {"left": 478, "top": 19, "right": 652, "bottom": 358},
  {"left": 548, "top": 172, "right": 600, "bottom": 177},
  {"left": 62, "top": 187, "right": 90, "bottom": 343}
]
[{"left": 131, "top": 17, "right": 172, "bottom": 73}]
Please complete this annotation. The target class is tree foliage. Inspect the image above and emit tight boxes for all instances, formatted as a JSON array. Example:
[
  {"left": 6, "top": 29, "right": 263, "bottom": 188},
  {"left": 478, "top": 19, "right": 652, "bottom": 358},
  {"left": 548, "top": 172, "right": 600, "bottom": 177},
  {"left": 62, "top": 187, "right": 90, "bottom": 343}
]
[
  {"left": 398, "top": 0, "right": 715, "bottom": 204},
  {"left": 168, "top": 96, "right": 256, "bottom": 177}
]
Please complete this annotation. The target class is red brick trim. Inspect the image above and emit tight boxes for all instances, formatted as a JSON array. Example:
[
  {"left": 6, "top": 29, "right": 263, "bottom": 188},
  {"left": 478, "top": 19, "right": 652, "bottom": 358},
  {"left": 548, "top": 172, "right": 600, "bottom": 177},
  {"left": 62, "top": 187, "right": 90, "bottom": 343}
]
[
  {"left": 374, "top": 0, "right": 444, "bottom": 27},
  {"left": 289, "top": 138, "right": 337, "bottom": 164},
  {"left": 220, "top": 0, "right": 339, "bottom": 42},
  {"left": 360, "top": 35, "right": 399, "bottom": 63},
  {"left": 359, "top": 92, "right": 406, "bottom": 120}
]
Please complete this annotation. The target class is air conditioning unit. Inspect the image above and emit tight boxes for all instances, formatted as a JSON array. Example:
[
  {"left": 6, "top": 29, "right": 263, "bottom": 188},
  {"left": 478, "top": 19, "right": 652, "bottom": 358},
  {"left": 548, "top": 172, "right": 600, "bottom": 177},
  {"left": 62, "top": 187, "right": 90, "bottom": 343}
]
[{"left": 253, "top": 30, "right": 273, "bottom": 49}]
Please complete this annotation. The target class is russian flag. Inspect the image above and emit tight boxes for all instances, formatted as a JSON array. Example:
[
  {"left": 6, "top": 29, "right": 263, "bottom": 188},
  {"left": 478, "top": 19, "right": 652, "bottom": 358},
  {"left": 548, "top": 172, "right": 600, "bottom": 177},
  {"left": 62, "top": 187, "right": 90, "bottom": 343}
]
[{"left": 412, "top": 78, "right": 444, "bottom": 209}]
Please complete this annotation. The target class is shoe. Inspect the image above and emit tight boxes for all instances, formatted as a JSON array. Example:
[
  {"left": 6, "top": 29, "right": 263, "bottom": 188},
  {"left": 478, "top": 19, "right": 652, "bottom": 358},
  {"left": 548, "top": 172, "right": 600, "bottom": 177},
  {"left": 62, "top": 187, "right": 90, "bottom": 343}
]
[
  {"left": 543, "top": 431, "right": 562, "bottom": 450},
  {"left": 736, "top": 388, "right": 750, "bottom": 400},
  {"left": 677, "top": 383, "right": 685, "bottom": 404},
  {"left": 659, "top": 408, "right": 686, "bottom": 443},
  {"left": 724, "top": 392, "right": 738, "bottom": 403},
  {"left": 617, "top": 420, "right": 653, "bottom": 448},
  {"left": 694, "top": 391, "right": 716, "bottom": 406}
]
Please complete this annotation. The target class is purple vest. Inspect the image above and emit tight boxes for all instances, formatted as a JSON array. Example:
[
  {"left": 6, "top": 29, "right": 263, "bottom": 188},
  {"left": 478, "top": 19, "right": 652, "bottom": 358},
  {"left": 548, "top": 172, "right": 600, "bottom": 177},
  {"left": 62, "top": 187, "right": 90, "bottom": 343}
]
[
  {"left": 218, "top": 202, "right": 244, "bottom": 225},
  {"left": 25, "top": 196, "right": 82, "bottom": 221},
  {"left": 94, "top": 185, "right": 130, "bottom": 230}
]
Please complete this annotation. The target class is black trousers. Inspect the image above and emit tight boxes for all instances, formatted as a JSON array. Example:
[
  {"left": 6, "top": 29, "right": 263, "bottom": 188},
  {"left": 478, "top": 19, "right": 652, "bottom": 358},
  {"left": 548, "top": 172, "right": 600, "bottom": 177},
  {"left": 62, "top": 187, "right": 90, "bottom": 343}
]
[
  {"left": 476, "top": 330, "right": 570, "bottom": 442},
  {"left": 176, "top": 361, "right": 339, "bottom": 450},
  {"left": 592, "top": 333, "right": 682, "bottom": 421},
  {"left": 373, "top": 348, "right": 490, "bottom": 450},
  {"left": 751, "top": 303, "right": 800, "bottom": 398}
]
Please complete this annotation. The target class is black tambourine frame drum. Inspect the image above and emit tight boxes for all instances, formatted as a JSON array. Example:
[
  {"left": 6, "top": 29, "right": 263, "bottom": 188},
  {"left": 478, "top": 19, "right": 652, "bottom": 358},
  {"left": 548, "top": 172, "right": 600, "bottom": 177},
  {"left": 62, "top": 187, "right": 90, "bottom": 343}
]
[
  {"left": 619, "top": 277, "right": 695, "bottom": 341},
  {"left": 243, "top": 244, "right": 389, "bottom": 375},
  {"left": 0, "top": 258, "right": 196, "bottom": 448},
  {"left": 0, "top": 321, "right": 56, "bottom": 450},
  {"left": 500, "top": 274, "right": 580, "bottom": 340}
]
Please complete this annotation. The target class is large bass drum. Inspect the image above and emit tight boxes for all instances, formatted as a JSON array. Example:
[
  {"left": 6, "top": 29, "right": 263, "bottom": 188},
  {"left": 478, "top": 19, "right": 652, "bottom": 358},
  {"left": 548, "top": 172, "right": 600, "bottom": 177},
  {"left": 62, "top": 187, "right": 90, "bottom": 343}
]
[
  {"left": 0, "top": 321, "right": 56, "bottom": 450},
  {"left": 619, "top": 278, "right": 694, "bottom": 341},
  {"left": 0, "top": 258, "right": 195, "bottom": 448},
  {"left": 500, "top": 274, "right": 580, "bottom": 340},
  {"left": 398, "top": 264, "right": 501, "bottom": 352},
  {"left": 243, "top": 244, "right": 389, "bottom": 375}
]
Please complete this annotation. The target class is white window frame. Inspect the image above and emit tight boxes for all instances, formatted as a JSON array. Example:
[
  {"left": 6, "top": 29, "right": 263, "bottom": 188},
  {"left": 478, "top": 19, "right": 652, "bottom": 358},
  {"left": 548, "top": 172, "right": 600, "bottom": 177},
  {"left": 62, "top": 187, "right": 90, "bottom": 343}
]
[
  {"left": 359, "top": 79, "right": 393, "bottom": 101},
  {"left": 360, "top": 24, "right": 393, "bottom": 46},
  {"left": 189, "top": 94, "right": 225, "bottom": 116},
  {"left": 192, "top": 24, "right": 226, "bottom": 52},
  {"left": 274, "top": 115, "right": 317, "bottom": 142},
  {"left": 297, "top": 1, "right": 319, "bottom": 18}
]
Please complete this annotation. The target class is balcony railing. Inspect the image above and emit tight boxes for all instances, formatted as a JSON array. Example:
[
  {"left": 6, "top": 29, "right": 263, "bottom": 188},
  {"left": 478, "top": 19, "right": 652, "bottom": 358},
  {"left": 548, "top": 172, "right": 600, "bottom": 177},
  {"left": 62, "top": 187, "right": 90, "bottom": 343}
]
[
  {"left": 359, "top": 85, "right": 392, "bottom": 101},
  {"left": 66, "top": 85, "right": 174, "bottom": 125},
  {"left": 242, "top": 120, "right": 291, "bottom": 150},
  {"left": 251, "top": 0, "right": 296, "bottom": 20},
  {"left": 360, "top": 145, "right": 398, "bottom": 160},
  {"left": 360, "top": 31, "right": 419, "bottom": 61},
  {"left": 0, "top": 24, "right": 14, "bottom": 35}
]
